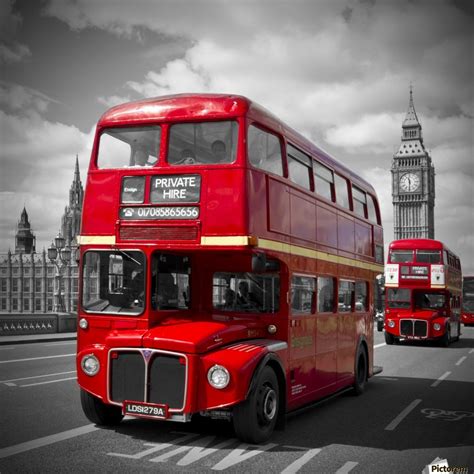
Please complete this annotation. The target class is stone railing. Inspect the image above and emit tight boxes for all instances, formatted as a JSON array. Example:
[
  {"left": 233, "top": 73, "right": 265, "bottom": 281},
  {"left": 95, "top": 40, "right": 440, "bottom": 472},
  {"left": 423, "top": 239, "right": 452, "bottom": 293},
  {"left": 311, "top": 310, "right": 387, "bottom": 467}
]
[{"left": 0, "top": 313, "right": 77, "bottom": 335}]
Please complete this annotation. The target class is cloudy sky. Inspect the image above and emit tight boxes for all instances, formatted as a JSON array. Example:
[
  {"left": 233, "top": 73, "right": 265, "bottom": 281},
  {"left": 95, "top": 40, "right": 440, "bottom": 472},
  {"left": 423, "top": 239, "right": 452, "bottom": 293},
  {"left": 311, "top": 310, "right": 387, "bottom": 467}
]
[{"left": 1, "top": 0, "right": 473, "bottom": 272}]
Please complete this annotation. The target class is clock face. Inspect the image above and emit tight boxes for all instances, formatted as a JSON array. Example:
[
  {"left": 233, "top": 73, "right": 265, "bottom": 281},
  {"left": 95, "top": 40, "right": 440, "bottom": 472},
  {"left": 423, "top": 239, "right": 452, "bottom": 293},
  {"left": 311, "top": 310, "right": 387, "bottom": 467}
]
[{"left": 400, "top": 173, "right": 420, "bottom": 192}]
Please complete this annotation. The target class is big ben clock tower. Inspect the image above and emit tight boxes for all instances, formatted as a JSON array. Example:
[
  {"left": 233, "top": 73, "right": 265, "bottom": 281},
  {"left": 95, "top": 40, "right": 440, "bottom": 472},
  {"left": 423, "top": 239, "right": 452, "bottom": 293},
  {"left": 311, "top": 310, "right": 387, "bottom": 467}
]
[{"left": 392, "top": 87, "right": 435, "bottom": 239}]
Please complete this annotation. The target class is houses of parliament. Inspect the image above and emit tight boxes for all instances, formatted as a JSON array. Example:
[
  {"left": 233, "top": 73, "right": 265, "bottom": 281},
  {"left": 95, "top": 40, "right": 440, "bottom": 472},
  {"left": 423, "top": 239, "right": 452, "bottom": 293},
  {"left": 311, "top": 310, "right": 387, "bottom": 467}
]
[{"left": 0, "top": 157, "right": 83, "bottom": 314}]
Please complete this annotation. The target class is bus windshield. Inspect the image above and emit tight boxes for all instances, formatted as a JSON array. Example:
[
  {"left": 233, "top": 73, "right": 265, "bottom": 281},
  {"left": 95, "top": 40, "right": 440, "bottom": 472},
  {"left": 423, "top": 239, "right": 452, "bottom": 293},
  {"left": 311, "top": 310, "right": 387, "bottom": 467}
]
[
  {"left": 387, "top": 288, "right": 411, "bottom": 309},
  {"left": 213, "top": 272, "right": 279, "bottom": 313},
  {"left": 168, "top": 121, "right": 238, "bottom": 165},
  {"left": 414, "top": 291, "right": 446, "bottom": 310},
  {"left": 82, "top": 250, "right": 145, "bottom": 315},
  {"left": 97, "top": 126, "right": 161, "bottom": 168},
  {"left": 390, "top": 250, "right": 413, "bottom": 263}
]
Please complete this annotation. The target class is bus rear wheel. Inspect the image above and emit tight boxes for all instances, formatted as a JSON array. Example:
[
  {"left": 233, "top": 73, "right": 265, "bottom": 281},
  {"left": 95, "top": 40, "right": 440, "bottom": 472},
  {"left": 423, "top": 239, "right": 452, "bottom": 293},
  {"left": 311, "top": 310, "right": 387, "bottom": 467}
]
[
  {"left": 233, "top": 366, "right": 279, "bottom": 444},
  {"left": 353, "top": 347, "right": 367, "bottom": 395},
  {"left": 80, "top": 389, "right": 124, "bottom": 425},
  {"left": 384, "top": 331, "right": 395, "bottom": 345}
]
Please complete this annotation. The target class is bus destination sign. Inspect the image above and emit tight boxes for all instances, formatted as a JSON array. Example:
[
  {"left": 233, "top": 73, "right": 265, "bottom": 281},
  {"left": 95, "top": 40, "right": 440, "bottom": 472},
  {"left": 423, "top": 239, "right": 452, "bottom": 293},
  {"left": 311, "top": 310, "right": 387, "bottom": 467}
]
[
  {"left": 150, "top": 174, "right": 201, "bottom": 203},
  {"left": 120, "top": 206, "right": 199, "bottom": 220}
]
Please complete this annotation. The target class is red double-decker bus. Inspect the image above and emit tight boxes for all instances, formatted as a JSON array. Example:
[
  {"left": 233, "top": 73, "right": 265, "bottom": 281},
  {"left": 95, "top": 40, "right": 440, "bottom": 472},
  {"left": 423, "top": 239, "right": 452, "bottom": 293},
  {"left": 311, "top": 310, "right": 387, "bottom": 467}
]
[
  {"left": 462, "top": 276, "right": 474, "bottom": 326},
  {"left": 77, "top": 94, "right": 384, "bottom": 443},
  {"left": 384, "top": 239, "right": 462, "bottom": 346}
]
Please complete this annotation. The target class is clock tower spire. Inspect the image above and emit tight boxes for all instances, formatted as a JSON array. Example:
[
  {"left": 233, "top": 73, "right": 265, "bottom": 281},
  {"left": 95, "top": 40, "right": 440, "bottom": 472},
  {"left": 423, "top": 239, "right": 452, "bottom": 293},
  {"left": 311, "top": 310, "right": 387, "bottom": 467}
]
[{"left": 391, "top": 87, "right": 435, "bottom": 239}]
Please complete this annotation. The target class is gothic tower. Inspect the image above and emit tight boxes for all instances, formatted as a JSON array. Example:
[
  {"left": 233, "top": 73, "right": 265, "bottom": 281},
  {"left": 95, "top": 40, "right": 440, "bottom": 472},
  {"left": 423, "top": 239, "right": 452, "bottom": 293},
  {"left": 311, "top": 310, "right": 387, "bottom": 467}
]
[
  {"left": 61, "top": 155, "right": 84, "bottom": 244},
  {"left": 15, "top": 207, "right": 36, "bottom": 254},
  {"left": 392, "top": 87, "right": 435, "bottom": 239}
]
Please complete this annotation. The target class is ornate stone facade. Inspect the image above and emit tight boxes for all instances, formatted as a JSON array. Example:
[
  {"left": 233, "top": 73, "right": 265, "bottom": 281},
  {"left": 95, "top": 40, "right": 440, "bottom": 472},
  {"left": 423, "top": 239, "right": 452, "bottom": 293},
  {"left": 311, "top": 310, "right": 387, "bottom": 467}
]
[
  {"left": 0, "top": 156, "right": 83, "bottom": 314},
  {"left": 392, "top": 88, "right": 435, "bottom": 239}
]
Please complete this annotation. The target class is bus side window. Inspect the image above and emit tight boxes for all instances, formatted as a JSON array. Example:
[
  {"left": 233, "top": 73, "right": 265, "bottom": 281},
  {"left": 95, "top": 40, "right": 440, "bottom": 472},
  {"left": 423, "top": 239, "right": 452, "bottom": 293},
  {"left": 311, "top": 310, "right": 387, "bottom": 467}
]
[
  {"left": 355, "top": 281, "right": 368, "bottom": 311},
  {"left": 247, "top": 125, "right": 283, "bottom": 176},
  {"left": 291, "top": 276, "right": 316, "bottom": 315},
  {"left": 317, "top": 276, "right": 335, "bottom": 312}
]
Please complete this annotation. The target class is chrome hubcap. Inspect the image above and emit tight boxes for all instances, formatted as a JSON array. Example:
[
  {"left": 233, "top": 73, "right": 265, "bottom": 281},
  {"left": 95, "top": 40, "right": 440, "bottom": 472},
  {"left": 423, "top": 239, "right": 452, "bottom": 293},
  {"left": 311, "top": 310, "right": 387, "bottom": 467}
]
[{"left": 262, "top": 388, "right": 277, "bottom": 421}]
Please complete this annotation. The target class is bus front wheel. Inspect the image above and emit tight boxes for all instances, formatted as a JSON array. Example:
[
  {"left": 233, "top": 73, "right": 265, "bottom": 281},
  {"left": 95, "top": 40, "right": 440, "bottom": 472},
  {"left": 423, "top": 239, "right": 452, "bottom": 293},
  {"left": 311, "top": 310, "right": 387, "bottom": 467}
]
[
  {"left": 80, "top": 389, "right": 124, "bottom": 425},
  {"left": 233, "top": 366, "right": 279, "bottom": 444},
  {"left": 440, "top": 326, "right": 451, "bottom": 347},
  {"left": 384, "top": 331, "right": 395, "bottom": 345}
]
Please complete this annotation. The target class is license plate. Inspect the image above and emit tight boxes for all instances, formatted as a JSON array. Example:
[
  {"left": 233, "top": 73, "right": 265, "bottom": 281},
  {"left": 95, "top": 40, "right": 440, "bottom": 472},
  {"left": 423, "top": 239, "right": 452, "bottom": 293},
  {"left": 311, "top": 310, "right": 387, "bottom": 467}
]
[{"left": 123, "top": 401, "right": 168, "bottom": 419}]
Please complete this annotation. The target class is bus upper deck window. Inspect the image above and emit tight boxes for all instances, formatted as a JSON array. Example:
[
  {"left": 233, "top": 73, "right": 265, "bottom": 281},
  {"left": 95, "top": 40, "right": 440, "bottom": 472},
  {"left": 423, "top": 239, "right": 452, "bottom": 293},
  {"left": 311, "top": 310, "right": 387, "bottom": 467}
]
[
  {"left": 97, "top": 127, "right": 160, "bottom": 169},
  {"left": 248, "top": 125, "right": 283, "bottom": 176},
  {"left": 168, "top": 121, "right": 238, "bottom": 166},
  {"left": 390, "top": 250, "right": 414, "bottom": 263},
  {"left": 416, "top": 250, "right": 441, "bottom": 264}
]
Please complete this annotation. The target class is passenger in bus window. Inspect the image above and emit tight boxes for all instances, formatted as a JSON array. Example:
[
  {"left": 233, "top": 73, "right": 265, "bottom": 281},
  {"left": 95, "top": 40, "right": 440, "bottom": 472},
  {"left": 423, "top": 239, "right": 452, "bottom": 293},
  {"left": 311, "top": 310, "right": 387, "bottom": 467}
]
[
  {"left": 179, "top": 148, "right": 196, "bottom": 164},
  {"left": 237, "top": 281, "right": 257, "bottom": 307},
  {"left": 224, "top": 288, "right": 236, "bottom": 309},
  {"left": 211, "top": 140, "right": 226, "bottom": 162},
  {"left": 133, "top": 148, "right": 151, "bottom": 167},
  {"left": 157, "top": 273, "right": 178, "bottom": 308}
]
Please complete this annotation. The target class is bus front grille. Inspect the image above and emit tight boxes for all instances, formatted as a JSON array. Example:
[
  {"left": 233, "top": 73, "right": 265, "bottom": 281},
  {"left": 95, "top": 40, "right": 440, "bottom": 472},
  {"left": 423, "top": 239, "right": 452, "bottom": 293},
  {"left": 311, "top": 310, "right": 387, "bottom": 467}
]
[
  {"left": 414, "top": 320, "right": 428, "bottom": 337},
  {"left": 109, "top": 349, "right": 187, "bottom": 410},
  {"left": 400, "top": 319, "right": 428, "bottom": 338},
  {"left": 400, "top": 320, "right": 413, "bottom": 336}
]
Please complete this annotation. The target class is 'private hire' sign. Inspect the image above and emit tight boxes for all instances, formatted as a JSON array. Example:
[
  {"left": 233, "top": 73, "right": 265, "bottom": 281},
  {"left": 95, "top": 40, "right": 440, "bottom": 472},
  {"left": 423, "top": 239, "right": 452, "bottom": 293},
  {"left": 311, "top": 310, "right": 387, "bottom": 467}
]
[{"left": 150, "top": 175, "right": 201, "bottom": 203}]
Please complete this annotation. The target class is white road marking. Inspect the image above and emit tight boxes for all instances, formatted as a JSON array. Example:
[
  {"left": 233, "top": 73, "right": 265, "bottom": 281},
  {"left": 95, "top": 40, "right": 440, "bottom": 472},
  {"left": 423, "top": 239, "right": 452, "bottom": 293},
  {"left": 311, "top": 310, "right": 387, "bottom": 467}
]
[
  {"left": 385, "top": 399, "right": 422, "bottom": 431},
  {"left": 0, "top": 346, "right": 16, "bottom": 351},
  {"left": 177, "top": 437, "right": 237, "bottom": 466},
  {"left": 211, "top": 443, "right": 278, "bottom": 470},
  {"left": 431, "top": 371, "right": 451, "bottom": 387},
  {"left": 469, "top": 349, "right": 474, "bottom": 354},
  {"left": 0, "top": 353, "right": 75, "bottom": 364},
  {"left": 280, "top": 448, "right": 321, "bottom": 473},
  {"left": 108, "top": 434, "right": 200, "bottom": 459},
  {"left": 374, "top": 343, "right": 386, "bottom": 348},
  {"left": 0, "top": 424, "right": 98, "bottom": 459},
  {"left": 455, "top": 356, "right": 467, "bottom": 366},
  {"left": 44, "top": 341, "right": 76, "bottom": 347},
  {"left": 5, "top": 382, "right": 16, "bottom": 387},
  {"left": 21, "top": 376, "right": 77, "bottom": 387},
  {"left": 0, "top": 370, "right": 76, "bottom": 384},
  {"left": 335, "top": 461, "right": 359, "bottom": 474}
]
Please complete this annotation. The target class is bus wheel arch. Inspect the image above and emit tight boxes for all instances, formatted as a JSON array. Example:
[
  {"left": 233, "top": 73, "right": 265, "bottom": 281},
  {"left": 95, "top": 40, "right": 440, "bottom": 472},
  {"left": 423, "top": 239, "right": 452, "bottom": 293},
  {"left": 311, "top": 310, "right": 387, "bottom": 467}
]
[
  {"left": 80, "top": 388, "right": 123, "bottom": 425},
  {"left": 233, "top": 354, "right": 285, "bottom": 443}
]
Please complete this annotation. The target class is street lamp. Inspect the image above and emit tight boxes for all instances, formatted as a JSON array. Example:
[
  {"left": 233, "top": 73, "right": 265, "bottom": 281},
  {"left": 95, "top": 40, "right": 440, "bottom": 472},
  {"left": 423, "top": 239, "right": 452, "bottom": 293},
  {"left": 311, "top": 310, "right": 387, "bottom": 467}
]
[{"left": 48, "top": 232, "right": 71, "bottom": 312}]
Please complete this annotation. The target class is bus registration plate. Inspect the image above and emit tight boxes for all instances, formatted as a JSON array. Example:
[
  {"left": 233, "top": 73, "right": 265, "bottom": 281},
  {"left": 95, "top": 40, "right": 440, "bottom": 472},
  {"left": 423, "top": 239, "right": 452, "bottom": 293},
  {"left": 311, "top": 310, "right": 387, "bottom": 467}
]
[{"left": 123, "top": 401, "right": 168, "bottom": 419}]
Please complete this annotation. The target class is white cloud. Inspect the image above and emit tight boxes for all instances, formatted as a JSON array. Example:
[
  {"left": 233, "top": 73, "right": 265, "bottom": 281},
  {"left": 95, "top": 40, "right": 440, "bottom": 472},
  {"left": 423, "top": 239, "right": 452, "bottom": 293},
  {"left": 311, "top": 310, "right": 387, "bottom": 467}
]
[{"left": 0, "top": 83, "right": 94, "bottom": 251}]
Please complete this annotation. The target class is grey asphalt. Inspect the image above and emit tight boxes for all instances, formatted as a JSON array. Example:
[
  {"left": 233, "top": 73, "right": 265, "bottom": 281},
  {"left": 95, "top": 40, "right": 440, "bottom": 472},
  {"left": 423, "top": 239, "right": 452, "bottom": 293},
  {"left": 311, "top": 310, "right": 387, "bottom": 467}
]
[{"left": 0, "top": 332, "right": 77, "bottom": 345}]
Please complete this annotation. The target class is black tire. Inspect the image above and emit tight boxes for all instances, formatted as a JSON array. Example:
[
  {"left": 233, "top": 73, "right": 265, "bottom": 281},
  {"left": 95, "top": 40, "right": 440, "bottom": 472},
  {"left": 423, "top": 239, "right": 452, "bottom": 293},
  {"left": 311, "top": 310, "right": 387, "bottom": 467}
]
[
  {"left": 353, "top": 346, "right": 368, "bottom": 395},
  {"left": 384, "top": 331, "right": 395, "bottom": 345},
  {"left": 440, "top": 326, "right": 451, "bottom": 347},
  {"left": 233, "top": 366, "right": 279, "bottom": 444},
  {"left": 80, "top": 388, "right": 123, "bottom": 425}
]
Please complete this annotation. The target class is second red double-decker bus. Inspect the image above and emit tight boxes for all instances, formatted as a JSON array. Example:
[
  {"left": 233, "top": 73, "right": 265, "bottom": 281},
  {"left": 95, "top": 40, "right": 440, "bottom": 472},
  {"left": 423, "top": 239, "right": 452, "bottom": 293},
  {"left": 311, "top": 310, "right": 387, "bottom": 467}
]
[
  {"left": 77, "top": 94, "right": 384, "bottom": 443},
  {"left": 384, "top": 239, "right": 462, "bottom": 346},
  {"left": 462, "top": 276, "right": 474, "bottom": 326}
]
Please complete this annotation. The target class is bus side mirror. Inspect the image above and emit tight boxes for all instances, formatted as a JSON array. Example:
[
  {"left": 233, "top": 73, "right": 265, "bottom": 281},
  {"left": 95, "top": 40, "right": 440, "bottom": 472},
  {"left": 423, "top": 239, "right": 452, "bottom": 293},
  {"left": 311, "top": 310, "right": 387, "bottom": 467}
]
[
  {"left": 311, "top": 291, "right": 317, "bottom": 314},
  {"left": 252, "top": 253, "right": 266, "bottom": 272}
]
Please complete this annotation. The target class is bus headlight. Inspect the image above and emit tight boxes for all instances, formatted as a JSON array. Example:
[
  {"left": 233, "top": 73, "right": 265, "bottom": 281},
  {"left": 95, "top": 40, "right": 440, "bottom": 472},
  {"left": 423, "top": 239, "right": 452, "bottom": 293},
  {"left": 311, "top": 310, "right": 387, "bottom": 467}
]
[
  {"left": 388, "top": 320, "right": 396, "bottom": 328},
  {"left": 81, "top": 354, "right": 100, "bottom": 376},
  {"left": 79, "top": 318, "right": 88, "bottom": 329},
  {"left": 433, "top": 323, "right": 441, "bottom": 331},
  {"left": 207, "top": 365, "right": 230, "bottom": 389}
]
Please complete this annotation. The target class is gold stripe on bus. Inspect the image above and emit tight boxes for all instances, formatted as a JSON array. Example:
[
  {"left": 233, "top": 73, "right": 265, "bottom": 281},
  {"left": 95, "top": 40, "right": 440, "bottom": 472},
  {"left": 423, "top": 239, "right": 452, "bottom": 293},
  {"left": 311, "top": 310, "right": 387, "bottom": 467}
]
[
  {"left": 201, "top": 236, "right": 253, "bottom": 246},
  {"left": 201, "top": 235, "right": 384, "bottom": 273},
  {"left": 257, "top": 237, "right": 384, "bottom": 273},
  {"left": 77, "top": 235, "right": 116, "bottom": 245}
]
